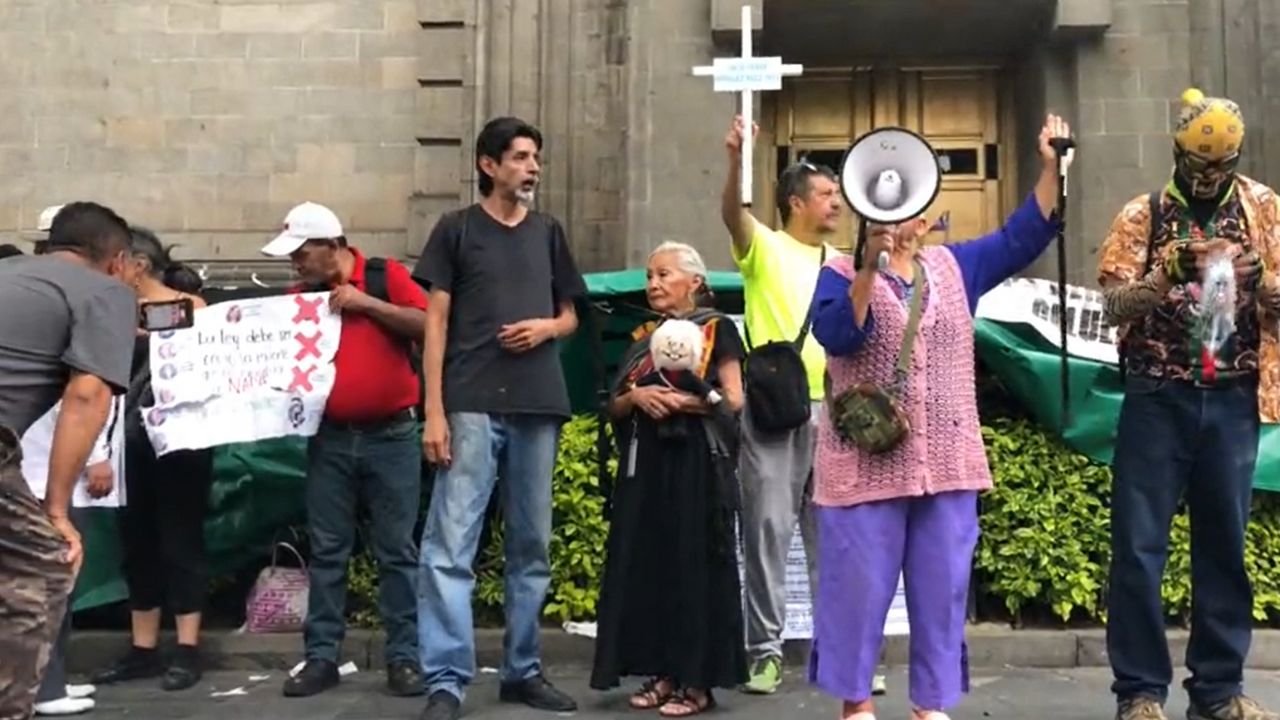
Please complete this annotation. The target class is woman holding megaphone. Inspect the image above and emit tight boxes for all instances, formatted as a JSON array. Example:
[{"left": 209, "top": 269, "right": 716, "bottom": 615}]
[{"left": 804, "top": 114, "right": 1070, "bottom": 720}]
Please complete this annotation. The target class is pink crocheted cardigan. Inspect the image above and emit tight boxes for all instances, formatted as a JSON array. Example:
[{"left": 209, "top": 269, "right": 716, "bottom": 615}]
[{"left": 813, "top": 248, "right": 993, "bottom": 507}]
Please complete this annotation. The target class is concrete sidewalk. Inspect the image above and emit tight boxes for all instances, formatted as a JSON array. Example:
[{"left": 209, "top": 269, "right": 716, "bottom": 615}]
[
  {"left": 62, "top": 667, "right": 1280, "bottom": 720},
  {"left": 67, "top": 625, "right": 1280, "bottom": 675}
]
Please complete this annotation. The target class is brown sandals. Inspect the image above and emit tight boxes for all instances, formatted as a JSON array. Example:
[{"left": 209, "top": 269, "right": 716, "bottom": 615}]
[
  {"left": 630, "top": 678, "right": 676, "bottom": 709},
  {"left": 658, "top": 689, "right": 716, "bottom": 717}
]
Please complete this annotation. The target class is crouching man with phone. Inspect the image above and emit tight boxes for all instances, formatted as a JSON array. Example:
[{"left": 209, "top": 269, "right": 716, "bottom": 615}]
[{"left": 0, "top": 202, "right": 138, "bottom": 720}]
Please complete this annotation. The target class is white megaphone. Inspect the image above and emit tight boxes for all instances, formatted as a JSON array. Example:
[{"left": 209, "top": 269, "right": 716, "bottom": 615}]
[{"left": 838, "top": 127, "right": 942, "bottom": 271}]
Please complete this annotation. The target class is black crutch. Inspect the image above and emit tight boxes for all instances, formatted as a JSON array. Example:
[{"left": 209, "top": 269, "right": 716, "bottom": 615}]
[{"left": 1049, "top": 135, "right": 1076, "bottom": 429}]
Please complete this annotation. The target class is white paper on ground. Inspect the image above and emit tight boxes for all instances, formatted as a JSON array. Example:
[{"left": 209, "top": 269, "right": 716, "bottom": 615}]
[
  {"left": 562, "top": 621, "right": 597, "bottom": 638},
  {"left": 289, "top": 661, "right": 358, "bottom": 677},
  {"left": 210, "top": 687, "right": 248, "bottom": 697}
]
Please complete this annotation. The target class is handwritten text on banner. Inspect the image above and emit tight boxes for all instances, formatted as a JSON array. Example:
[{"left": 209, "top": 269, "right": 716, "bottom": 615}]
[{"left": 143, "top": 293, "right": 341, "bottom": 456}]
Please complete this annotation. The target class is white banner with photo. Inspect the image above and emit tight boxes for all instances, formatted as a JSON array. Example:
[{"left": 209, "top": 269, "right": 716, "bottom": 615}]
[
  {"left": 143, "top": 293, "right": 341, "bottom": 456},
  {"left": 974, "top": 278, "right": 1120, "bottom": 365}
]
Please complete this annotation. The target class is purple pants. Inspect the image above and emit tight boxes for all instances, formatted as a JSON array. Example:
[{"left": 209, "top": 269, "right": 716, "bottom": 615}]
[{"left": 808, "top": 490, "right": 978, "bottom": 710}]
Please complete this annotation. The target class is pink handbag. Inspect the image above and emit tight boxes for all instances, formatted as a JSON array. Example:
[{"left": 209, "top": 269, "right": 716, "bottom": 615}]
[{"left": 244, "top": 542, "right": 310, "bottom": 634}]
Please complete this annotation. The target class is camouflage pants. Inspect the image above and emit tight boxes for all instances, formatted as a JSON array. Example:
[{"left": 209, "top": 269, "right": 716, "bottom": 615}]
[{"left": 0, "top": 427, "right": 72, "bottom": 720}]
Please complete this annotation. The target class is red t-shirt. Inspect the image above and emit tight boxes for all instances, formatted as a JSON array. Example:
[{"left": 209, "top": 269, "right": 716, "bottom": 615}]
[{"left": 322, "top": 249, "right": 427, "bottom": 422}]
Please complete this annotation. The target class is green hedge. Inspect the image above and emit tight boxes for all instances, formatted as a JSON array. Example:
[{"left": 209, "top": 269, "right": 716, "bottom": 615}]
[
  {"left": 345, "top": 415, "right": 613, "bottom": 628},
  {"left": 473, "top": 415, "right": 613, "bottom": 623},
  {"left": 976, "top": 417, "right": 1280, "bottom": 627},
  {"left": 344, "top": 414, "right": 1280, "bottom": 629}
]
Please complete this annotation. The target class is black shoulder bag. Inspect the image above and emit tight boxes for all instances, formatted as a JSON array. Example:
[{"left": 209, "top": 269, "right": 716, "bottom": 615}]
[{"left": 741, "top": 245, "right": 826, "bottom": 433}]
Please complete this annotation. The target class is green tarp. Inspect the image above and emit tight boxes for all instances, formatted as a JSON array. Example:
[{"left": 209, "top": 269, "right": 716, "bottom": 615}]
[
  {"left": 974, "top": 317, "right": 1280, "bottom": 492},
  {"left": 70, "top": 269, "right": 1279, "bottom": 611}
]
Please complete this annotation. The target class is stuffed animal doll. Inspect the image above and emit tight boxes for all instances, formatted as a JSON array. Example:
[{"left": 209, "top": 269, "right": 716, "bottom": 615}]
[
  {"left": 647, "top": 319, "right": 722, "bottom": 405},
  {"left": 633, "top": 319, "right": 721, "bottom": 439}
]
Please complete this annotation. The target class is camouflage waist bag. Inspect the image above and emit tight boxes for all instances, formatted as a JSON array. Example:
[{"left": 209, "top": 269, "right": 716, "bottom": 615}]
[{"left": 828, "top": 259, "right": 924, "bottom": 455}]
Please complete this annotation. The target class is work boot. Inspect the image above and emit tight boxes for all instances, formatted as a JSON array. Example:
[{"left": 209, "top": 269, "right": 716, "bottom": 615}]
[
  {"left": 282, "top": 659, "right": 340, "bottom": 698},
  {"left": 1116, "top": 696, "right": 1168, "bottom": 720},
  {"left": 387, "top": 660, "right": 425, "bottom": 697},
  {"left": 498, "top": 675, "right": 578, "bottom": 712},
  {"left": 1188, "top": 695, "right": 1280, "bottom": 720},
  {"left": 419, "top": 690, "right": 461, "bottom": 720}
]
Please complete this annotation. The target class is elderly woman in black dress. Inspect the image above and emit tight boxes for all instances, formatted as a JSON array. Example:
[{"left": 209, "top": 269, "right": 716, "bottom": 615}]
[{"left": 590, "top": 241, "right": 747, "bottom": 717}]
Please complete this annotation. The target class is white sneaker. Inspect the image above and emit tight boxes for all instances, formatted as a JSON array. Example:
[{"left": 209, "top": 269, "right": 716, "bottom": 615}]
[
  {"left": 65, "top": 684, "right": 96, "bottom": 699},
  {"left": 33, "top": 697, "right": 94, "bottom": 716},
  {"left": 872, "top": 674, "right": 887, "bottom": 695}
]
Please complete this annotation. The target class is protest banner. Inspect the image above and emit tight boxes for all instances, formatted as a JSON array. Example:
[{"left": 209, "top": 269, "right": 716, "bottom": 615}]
[
  {"left": 975, "top": 277, "right": 1119, "bottom": 364},
  {"left": 143, "top": 293, "right": 341, "bottom": 456}
]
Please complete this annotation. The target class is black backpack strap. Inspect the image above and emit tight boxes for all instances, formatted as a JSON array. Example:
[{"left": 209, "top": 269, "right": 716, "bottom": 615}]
[
  {"left": 365, "top": 257, "right": 390, "bottom": 303},
  {"left": 585, "top": 301, "right": 615, "bottom": 518},
  {"left": 362, "top": 256, "right": 423, "bottom": 378},
  {"left": 792, "top": 244, "right": 827, "bottom": 347}
]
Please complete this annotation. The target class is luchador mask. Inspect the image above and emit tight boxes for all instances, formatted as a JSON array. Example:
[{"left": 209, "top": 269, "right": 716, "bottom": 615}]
[{"left": 1173, "top": 88, "right": 1245, "bottom": 199}]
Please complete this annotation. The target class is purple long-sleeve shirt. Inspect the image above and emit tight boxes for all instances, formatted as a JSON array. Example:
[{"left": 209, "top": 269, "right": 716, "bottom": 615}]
[{"left": 811, "top": 193, "right": 1061, "bottom": 357}]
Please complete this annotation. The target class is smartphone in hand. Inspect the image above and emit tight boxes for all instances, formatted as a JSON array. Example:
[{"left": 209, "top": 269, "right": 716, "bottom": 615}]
[{"left": 139, "top": 298, "right": 195, "bottom": 332}]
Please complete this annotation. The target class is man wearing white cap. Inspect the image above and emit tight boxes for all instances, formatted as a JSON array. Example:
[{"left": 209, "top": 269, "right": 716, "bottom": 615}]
[
  {"left": 31, "top": 204, "right": 65, "bottom": 255},
  {"left": 262, "top": 202, "right": 430, "bottom": 700}
]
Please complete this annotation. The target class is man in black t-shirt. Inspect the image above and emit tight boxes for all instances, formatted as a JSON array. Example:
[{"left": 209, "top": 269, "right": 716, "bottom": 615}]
[
  {"left": 0, "top": 202, "right": 137, "bottom": 719},
  {"left": 413, "top": 117, "right": 586, "bottom": 720}
]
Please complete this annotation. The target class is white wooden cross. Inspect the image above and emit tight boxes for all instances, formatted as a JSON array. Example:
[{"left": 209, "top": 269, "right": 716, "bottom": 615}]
[{"left": 693, "top": 5, "right": 803, "bottom": 206}]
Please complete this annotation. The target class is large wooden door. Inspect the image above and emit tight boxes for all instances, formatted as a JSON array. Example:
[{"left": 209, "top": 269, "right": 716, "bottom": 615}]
[{"left": 758, "top": 67, "right": 1008, "bottom": 251}]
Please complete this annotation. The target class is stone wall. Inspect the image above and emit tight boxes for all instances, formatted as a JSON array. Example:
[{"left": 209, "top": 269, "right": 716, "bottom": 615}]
[
  {"left": 1071, "top": 0, "right": 1190, "bottom": 280},
  {"left": 0, "top": 0, "right": 422, "bottom": 263},
  {"left": 4, "top": 0, "right": 1280, "bottom": 282},
  {"left": 413, "top": 0, "right": 633, "bottom": 272}
]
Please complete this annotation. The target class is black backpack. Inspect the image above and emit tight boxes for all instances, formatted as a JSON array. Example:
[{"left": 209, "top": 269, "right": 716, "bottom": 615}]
[
  {"left": 364, "top": 257, "right": 426, "bottom": 409},
  {"left": 741, "top": 245, "right": 826, "bottom": 434}
]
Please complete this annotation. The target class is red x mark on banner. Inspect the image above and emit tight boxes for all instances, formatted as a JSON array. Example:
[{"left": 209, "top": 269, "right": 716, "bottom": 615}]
[
  {"left": 288, "top": 365, "right": 317, "bottom": 393},
  {"left": 292, "top": 295, "right": 323, "bottom": 324},
  {"left": 294, "top": 331, "right": 322, "bottom": 361}
]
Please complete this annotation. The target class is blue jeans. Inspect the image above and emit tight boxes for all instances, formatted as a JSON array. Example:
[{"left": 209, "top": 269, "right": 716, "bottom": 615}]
[
  {"left": 304, "top": 416, "right": 422, "bottom": 665},
  {"left": 417, "top": 413, "right": 560, "bottom": 701},
  {"left": 1107, "top": 375, "right": 1260, "bottom": 706}
]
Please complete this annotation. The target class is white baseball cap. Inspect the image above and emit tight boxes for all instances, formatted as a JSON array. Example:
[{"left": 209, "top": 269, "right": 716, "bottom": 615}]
[
  {"left": 261, "top": 202, "right": 344, "bottom": 257},
  {"left": 37, "top": 204, "right": 65, "bottom": 232}
]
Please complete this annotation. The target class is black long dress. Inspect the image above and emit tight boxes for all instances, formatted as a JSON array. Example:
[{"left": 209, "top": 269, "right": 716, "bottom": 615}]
[{"left": 590, "top": 317, "right": 748, "bottom": 692}]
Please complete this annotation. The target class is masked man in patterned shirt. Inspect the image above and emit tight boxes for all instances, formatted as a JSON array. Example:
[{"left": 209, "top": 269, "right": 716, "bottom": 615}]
[{"left": 1098, "top": 88, "right": 1280, "bottom": 720}]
